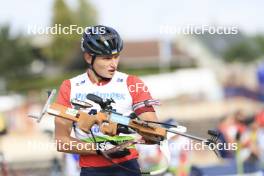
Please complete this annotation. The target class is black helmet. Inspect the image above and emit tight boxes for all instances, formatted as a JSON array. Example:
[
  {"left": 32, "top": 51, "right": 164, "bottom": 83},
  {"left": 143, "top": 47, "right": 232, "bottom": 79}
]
[{"left": 81, "top": 25, "right": 123, "bottom": 56}]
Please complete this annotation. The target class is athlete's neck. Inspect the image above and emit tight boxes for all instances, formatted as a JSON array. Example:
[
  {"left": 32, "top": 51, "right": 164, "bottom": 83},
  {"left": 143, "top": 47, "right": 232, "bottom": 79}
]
[
  {"left": 87, "top": 69, "right": 110, "bottom": 85},
  {"left": 87, "top": 69, "right": 101, "bottom": 84}
]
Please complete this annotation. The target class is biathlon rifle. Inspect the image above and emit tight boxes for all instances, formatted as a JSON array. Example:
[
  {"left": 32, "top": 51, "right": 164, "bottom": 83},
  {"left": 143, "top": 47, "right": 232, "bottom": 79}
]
[{"left": 29, "top": 89, "right": 220, "bottom": 175}]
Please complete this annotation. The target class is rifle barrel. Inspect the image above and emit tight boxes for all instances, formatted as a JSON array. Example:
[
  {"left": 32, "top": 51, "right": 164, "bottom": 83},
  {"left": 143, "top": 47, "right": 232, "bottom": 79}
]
[{"left": 166, "top": 129, "right": 207, "bottom": 142}]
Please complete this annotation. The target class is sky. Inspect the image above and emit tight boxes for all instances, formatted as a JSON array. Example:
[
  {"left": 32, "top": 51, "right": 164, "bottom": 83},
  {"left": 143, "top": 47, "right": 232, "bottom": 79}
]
[{"left": 0, "top": 0, "right": 263, "bottom": 40}]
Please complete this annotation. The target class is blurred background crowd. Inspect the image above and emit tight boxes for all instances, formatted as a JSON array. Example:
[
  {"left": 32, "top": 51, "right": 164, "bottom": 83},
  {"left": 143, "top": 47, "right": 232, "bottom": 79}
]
[{"left": 0, "top": 0, "right": 264, "bottom": 175}]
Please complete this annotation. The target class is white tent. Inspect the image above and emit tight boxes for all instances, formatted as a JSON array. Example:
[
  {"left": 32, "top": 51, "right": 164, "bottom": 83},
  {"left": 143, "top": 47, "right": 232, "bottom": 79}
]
[
  {"left": 141, "top": 68, "right": 223, "bottom": 101},
  {"left": 0, "top": 94, "right": 24, "bottom": 112}
]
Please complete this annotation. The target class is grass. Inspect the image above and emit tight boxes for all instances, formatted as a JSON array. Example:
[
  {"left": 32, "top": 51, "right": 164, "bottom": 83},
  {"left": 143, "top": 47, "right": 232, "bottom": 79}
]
[{"left": 7, "top": 71, "right": 81, "bottom": 93}]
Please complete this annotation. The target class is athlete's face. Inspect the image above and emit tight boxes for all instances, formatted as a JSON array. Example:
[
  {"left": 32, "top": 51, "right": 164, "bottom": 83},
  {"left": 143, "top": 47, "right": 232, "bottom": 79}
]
[
  {"left": 94, "top": 54, "right": 120, "bottom": 78},
  {"left": 84, "top": 53, "right": 120, "bottom": 79}
]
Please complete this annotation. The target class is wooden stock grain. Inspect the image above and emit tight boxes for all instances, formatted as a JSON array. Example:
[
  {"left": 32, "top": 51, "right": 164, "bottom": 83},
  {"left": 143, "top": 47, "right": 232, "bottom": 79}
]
[{"left": 48, "top": 103, "right": 166, "bottom": 139}]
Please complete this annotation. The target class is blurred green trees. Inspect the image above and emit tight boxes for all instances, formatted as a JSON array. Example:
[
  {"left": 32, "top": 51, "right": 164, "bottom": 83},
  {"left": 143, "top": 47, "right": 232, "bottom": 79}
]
[
  {"left": 43, "top": 0, "right": 97, "bottom": 65},
  {"left": 224, "top": 35, "right": 264, "bottom": 62},
  {"left": 0, "top": 26, "right": 35, "bottom": 79},
  {"left": 77, "top": 0, "right": 97, "bottom": 27},
  {"left": 0, "top": 0, "right": 97, "bottom": 92}
]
